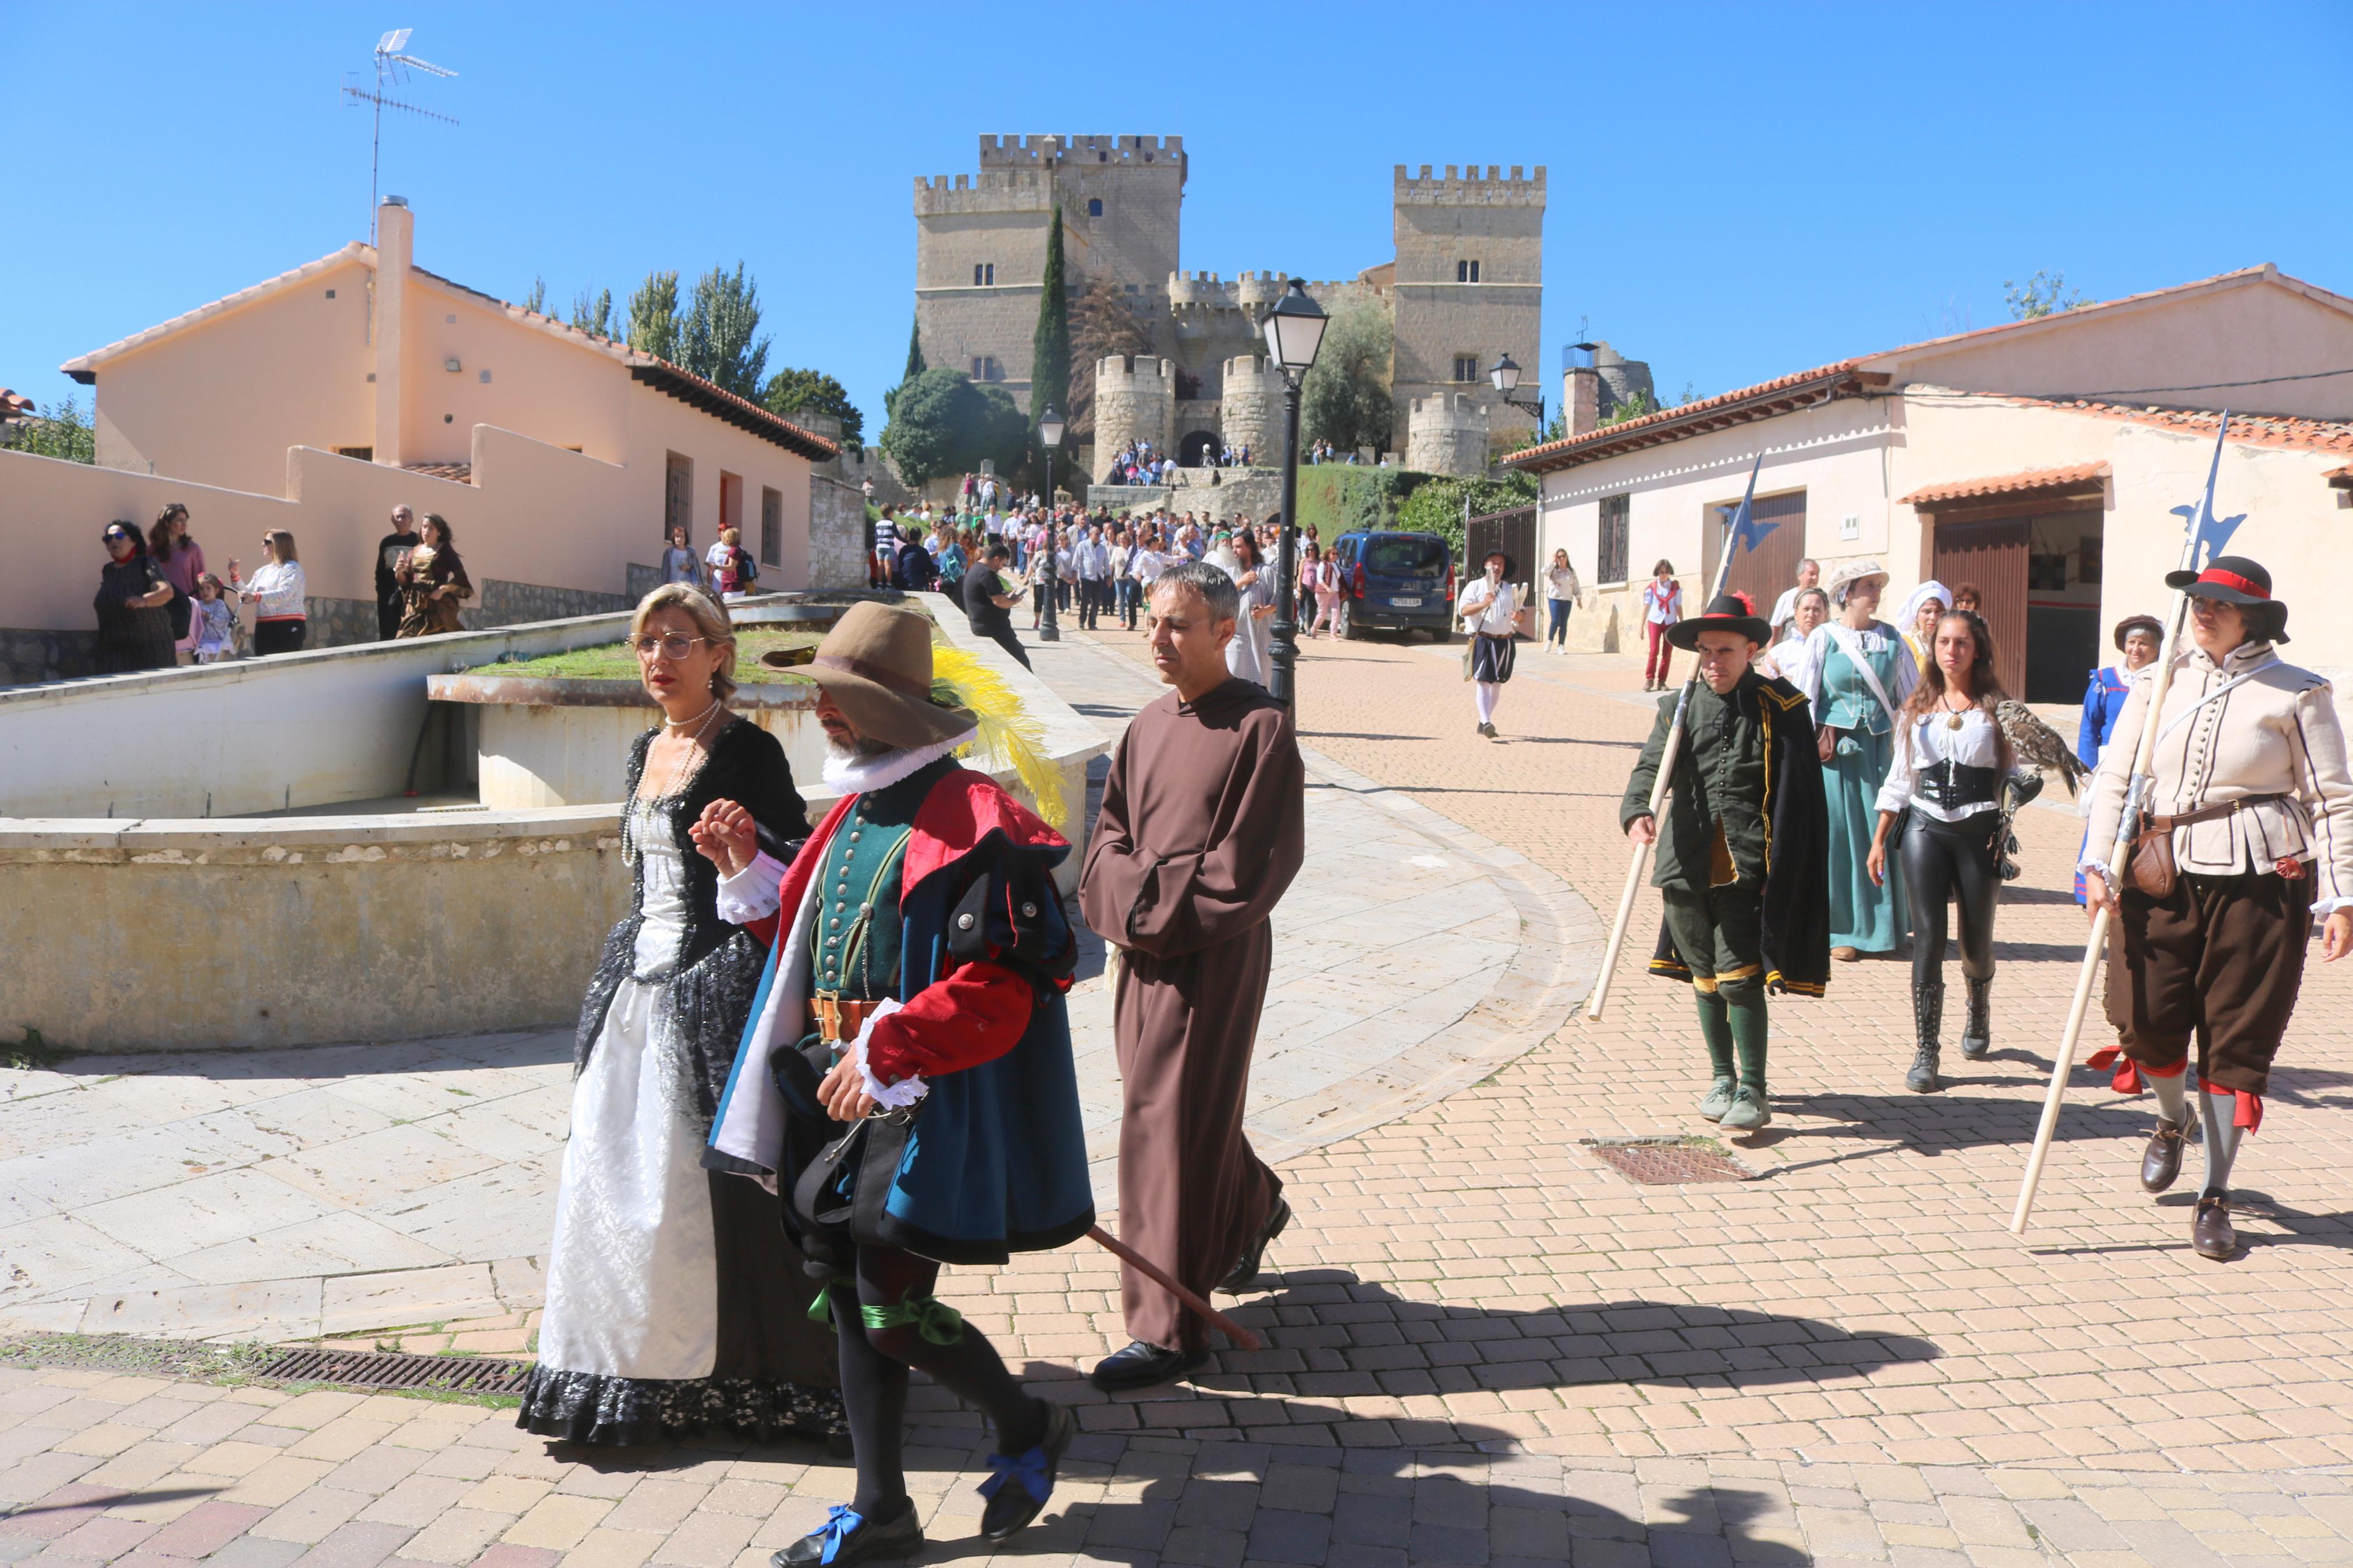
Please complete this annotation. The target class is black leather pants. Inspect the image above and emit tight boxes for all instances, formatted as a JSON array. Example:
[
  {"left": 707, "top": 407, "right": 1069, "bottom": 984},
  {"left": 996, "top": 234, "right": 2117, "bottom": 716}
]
[{"left": 1900, "top": 808, "right": 2000, "bottom": 988}]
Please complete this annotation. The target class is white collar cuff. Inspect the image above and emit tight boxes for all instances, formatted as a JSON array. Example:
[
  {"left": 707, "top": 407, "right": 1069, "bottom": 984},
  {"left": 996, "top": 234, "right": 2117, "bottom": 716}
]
[{"left": 820, "top": 728, "right": 979, "bottom": 795}]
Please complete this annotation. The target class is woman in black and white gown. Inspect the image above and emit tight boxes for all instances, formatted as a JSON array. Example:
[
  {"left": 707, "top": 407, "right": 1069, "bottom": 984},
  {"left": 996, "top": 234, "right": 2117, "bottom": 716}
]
[{"left": 518, "top": 584, "right": 842, "bottom": 1445}]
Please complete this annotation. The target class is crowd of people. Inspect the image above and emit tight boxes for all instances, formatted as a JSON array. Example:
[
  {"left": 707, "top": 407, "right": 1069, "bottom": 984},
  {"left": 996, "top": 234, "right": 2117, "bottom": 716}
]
[{"left": 1613, "top": 546, "right": 2352, "bottom": 1262}]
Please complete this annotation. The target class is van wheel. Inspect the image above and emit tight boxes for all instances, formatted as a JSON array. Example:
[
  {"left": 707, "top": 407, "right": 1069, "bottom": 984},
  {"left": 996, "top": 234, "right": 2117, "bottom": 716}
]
[{"left": 1337, "top": 600, "right": 1363, "bottom": 641}]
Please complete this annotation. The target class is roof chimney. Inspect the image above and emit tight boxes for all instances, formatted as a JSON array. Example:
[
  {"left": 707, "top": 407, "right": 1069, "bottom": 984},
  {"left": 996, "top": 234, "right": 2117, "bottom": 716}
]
[{"left": 373, "top": 199, "right": 413, "bottom": 467}]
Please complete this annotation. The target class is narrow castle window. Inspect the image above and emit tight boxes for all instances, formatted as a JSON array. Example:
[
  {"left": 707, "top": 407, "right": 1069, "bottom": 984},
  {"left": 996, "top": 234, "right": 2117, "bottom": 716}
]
[
  {"left": 1087, "top": 198, "right": 1103, "bottom": 218},
  {"left": 973, "top": 263, "right": 996, "bottom": 286},
  {"left": 1457, "top": 259, "right": 1482, "bottom": 283},
  {"left": 1453, "top": 354, "right": 1480, "bottom": 383}
]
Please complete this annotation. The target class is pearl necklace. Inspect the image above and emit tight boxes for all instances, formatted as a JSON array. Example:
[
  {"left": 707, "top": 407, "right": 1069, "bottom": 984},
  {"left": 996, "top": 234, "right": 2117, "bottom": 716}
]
[{"left": 624, "top": 702, "right": 726, "bottom": 864}]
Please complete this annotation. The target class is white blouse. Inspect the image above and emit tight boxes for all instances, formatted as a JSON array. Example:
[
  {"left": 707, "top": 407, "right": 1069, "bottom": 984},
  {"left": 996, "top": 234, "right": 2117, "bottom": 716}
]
[
  {"left": 1876, "top": 707, "right": 2008, "bottom": 823},
  {"left": 1457, "top": 578, "right": 1519, "bottom": 635}
]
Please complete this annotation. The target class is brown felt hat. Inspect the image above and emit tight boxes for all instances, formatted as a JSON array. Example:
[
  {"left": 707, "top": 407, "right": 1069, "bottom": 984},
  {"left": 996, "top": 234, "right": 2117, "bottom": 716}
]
[{"left": 764, "top": 602, "right": 975, "bottom": 751}]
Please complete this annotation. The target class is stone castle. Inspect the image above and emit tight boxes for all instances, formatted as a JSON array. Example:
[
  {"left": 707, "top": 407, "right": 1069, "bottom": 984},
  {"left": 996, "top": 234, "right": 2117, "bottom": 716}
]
[{"left": 913, "top": 136, "right": 1543, "bottom": 481}]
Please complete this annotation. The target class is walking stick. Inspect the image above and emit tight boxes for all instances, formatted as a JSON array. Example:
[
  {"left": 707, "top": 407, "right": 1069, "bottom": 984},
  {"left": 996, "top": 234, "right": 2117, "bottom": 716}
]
[
  {"left": 1588, "top": 456, "right": 1766, "bottom": 1020},
  {"left": 1085, "top": 1224, "right": 1263, "bottom": 1352},
  {"left": 2010, "top": 419, "right": 2242, "bottom": 1233}
]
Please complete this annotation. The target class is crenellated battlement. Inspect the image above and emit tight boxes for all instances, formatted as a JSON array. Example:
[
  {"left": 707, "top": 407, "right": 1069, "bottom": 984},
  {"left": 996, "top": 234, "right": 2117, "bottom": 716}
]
[
  {"left": 978, "top": 133, "right": 1186, "bottom": 169},
  {"left": 913, "top": 167, "right": 1057, "bottom": 215},
  {"left": 1393, "top": 163, "right": 1547, "bottom": 205}
]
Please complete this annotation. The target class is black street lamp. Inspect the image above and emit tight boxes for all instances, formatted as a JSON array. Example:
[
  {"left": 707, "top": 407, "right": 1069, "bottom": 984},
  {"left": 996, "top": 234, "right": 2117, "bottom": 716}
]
[
  {"left": 1037, "top": 405, "right": 1064, "bottom": 643},
  {"left": 1261, "top": 279, "right": 1328, "bottom": 708},
  {"left": 1489, "top": 353, "right": 1545, "bottom": 432}
]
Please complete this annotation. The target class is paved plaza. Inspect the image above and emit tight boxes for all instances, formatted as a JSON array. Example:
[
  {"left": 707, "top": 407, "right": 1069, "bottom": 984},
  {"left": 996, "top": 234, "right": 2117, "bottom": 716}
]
[{"left": 8, "top": 621, "right": 2353, "bottom": 1567}]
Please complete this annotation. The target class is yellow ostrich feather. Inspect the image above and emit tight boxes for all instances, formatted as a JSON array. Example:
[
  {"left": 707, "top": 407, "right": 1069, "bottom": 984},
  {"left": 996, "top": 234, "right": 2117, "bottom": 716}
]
[{"left": 929, "top": 642, "right": 1068, "bottom": 829}]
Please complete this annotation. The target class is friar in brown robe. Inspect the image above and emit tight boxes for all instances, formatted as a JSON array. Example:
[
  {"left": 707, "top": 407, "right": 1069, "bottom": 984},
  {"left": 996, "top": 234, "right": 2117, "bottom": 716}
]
[{"left": 1078, "top": 560, "right": 1307, "bottom": 1390}]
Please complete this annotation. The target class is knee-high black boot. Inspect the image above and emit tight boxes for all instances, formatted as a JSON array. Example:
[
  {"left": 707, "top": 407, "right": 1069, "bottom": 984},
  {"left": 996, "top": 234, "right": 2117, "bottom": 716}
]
[
  {"left": 1960, "top": 976, "right": 1992, "bottom": 1060},
  {"left": 1906, "top": 981, "right": 1944, "bottom": 1093}
]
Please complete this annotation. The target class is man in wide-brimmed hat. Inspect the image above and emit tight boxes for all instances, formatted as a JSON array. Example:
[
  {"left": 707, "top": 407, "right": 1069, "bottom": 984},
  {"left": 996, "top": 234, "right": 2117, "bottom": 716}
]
[
  {"left": 2082, "top": 554, "right": 2353, "bottom": 1260},
  {"left": 695, "top": 602, "right": 1090, "bottom": 1562},
  {"left": 1621, "top": 593, "right": 1832, "bottom": 1132}
]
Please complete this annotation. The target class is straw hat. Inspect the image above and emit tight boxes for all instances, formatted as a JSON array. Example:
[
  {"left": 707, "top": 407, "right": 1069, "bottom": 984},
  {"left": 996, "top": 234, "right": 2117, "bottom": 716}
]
[{"left": 763, "top": 602, "right": 976, "bottom": 749}]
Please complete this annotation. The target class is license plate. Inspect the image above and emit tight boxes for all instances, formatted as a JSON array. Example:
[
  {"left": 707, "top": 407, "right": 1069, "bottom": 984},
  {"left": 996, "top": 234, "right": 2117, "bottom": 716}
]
[{"left": 1389, "top": 596, "right": 1422, "bottom": 607}]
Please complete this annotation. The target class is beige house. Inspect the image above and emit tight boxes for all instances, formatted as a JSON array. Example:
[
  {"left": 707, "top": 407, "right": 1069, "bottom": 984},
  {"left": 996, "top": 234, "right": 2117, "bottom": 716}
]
[
  {"left": 1507, "top": 265, "right": 2353, "bottom": 703},
  {"left": 1, "top": 199, "right": 854, "bottom": 681}
]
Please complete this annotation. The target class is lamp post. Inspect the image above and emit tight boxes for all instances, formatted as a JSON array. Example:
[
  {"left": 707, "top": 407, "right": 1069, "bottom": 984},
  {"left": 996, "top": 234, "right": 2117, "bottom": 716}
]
[
  {"left": 1037, "top": 405, "right": 1064, "bottom": 643},
  {"left": 1261, "top": 279, "right": 1328, "bottom": 709},
  {"left": 1489, "top": 353, "right": 1545, "bottom": 432}
]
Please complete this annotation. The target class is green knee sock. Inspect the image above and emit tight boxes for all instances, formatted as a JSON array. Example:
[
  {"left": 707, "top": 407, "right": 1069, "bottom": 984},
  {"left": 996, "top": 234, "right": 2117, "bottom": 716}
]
[
  {"left": 1727, "top": 994, "right": 1769, "bottom": 1090},
  {"left": 1695, "top": 991, "right": 1734, "bottom": 1081}
]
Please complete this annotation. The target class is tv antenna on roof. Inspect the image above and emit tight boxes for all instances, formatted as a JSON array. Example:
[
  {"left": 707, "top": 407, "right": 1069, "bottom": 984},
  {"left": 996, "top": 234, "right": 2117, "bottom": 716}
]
[{"left": 341, "top": 29, "right": 458, "bottom": 244}]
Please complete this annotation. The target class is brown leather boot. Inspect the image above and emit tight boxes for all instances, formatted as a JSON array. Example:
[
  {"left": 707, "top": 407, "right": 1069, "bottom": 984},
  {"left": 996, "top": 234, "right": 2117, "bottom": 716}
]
[
  {"left": 2139, "top": 1118, "right": 2189, "bottom": 1193},
  {"left": 2192, "top": 1192, "right": 2237, "bottom": 1261}
]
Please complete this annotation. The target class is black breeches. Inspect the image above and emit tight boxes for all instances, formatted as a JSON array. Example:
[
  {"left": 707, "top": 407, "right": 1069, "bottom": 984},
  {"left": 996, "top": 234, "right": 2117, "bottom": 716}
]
[
  {"left": 1899, "top": 809, "right": 2000, "bottom": 987},
  {"left": 829, "top": 1243, "right": 1040, "bottom": 1517}
]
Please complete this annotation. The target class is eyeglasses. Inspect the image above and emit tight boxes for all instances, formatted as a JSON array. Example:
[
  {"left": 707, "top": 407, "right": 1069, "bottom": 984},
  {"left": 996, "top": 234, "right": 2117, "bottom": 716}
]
[{"left": 631, "top": 633, "right": 712, "bottom": 660}]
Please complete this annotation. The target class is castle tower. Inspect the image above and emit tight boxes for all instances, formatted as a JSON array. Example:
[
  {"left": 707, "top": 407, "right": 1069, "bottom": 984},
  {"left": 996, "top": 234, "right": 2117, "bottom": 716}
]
[
  {"left": 913, "top": 136, "right": 1186, "bottom": 415},
  {"left": 1091, "top": 355, "right": 1176, "bottom": 481},
  {"left": 1406, "top": 393, "right": 1492, "bottom": 478},
  {"left": 1390, "top": 164, "right": 1545, "bottom": 456},
  {"left": 1218, "top": 355, "right": 1286, "bottom": 463}
]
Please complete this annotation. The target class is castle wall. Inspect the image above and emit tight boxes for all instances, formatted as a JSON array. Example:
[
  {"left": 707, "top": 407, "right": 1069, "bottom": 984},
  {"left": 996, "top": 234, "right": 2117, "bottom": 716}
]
[
  {"left": 1219, "top": 355, "right": 1286, "bottom": 463},
  {"left": 1390, "top": 164, "right": 1545, "bottom": 449}
]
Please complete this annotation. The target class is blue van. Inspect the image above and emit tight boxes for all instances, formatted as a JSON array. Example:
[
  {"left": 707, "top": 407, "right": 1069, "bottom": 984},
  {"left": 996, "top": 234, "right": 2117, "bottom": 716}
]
[{"left": 1330, "top": 529, "right": 1454, "bottom": 641}]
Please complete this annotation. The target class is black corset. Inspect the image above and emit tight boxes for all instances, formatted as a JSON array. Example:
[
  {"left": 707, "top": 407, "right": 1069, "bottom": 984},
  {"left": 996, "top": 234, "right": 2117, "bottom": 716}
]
[{"left": 1917, "top": 759, "right": 1999, "bottom": 809}]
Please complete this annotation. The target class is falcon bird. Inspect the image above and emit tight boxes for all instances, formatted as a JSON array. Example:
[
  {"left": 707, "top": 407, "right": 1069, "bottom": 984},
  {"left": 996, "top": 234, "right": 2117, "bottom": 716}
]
[{"left": 1997, "top": 699, "right": 2088, "bottom": 797}]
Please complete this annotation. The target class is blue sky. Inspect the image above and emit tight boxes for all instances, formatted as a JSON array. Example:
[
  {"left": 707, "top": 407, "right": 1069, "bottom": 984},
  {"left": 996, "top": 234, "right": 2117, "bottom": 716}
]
[{"left": 5, "top": 2, "right": 2347, "bottom": 432}]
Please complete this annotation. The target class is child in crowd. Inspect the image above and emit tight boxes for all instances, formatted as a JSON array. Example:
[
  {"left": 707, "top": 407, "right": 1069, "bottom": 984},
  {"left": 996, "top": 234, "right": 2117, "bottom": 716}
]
[{"left": 193, "top": 573, "right": 237, "bottom": 662}]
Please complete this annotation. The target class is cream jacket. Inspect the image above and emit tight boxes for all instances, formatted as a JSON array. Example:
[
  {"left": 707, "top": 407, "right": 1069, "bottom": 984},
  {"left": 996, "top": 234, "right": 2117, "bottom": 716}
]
[{"left": 2082, "top": 640, "right": 2353, "bottom": 914}]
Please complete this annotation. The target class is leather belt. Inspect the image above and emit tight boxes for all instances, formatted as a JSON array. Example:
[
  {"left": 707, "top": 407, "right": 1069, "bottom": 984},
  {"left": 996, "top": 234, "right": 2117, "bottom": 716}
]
[
  {"left": 1917, "top": 760, "right": 1999, "bottom": 810},
  {"left": 813, "top": 994, "right": 885, "bottom": 1046},
  {"left": 2146, "top": 799, "right": 2256, "bottom": 833}
]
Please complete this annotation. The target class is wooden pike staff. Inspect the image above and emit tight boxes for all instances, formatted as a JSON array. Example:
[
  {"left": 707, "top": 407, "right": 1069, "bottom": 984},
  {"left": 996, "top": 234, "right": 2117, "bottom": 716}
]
[
  {"left": 2009, "top": 418, "right": 2242, "bottom": 1233},
  {"left": 1588, "top": 454, "right": 1766, "bottom": 1021}
]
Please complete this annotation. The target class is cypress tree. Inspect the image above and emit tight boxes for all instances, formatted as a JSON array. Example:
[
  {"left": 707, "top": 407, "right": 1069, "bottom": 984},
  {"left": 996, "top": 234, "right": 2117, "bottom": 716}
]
[
  {"left": 904, "top": 315, "right": 926, "bottom": 381},
  {"left": 1030, "top": 207, "right": 1071, "bottom": 427}
]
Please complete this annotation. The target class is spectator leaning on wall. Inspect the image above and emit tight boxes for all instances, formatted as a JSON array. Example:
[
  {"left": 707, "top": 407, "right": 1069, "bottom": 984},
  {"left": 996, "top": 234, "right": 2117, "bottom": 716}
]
[{"left": 93, "top": 521, "right": 176, "bottom": 674}]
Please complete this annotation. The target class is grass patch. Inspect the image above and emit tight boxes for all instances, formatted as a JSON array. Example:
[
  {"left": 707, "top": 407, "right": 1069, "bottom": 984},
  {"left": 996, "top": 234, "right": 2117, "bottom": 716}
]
[
  {"left": 2, "top": 1027, "right": 72, "bottom": 1070},
  {"left": 481, "top": 626, "right": 824, "bottom": 684}
]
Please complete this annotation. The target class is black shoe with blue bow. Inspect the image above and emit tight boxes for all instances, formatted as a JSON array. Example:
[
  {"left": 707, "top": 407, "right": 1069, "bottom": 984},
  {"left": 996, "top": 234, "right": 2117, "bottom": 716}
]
[
  {"left": 979, "top": 1401, "right": 1074, "bottom": 1541},
  {"left": 772, "top": 1501, "right": 924, "bottom": 1567}
]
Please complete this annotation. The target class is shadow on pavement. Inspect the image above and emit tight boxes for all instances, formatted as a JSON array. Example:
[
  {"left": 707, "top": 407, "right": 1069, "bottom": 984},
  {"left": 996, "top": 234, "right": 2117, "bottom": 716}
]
[{"left": 19, "top": 1030, "right": 575, "bottom": 1083}]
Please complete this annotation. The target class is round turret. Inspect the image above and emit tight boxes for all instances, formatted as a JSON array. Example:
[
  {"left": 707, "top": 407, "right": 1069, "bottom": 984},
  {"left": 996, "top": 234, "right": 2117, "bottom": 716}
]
[
  {"left": 1092, "top": 355, "right": 1176, "bottom": 481},
  {"left": 1406, "top": 393, "right": 1491, "bottom": 478},
  {"left": 1218, "top": 355, "right": 1286, "bottom": 464}
]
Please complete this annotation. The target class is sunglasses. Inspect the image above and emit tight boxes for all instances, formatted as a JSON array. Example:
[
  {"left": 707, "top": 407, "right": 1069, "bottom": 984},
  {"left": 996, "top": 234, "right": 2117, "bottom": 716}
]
[{"left": 631, "top": 633, "right": 712, "bottom": 660}]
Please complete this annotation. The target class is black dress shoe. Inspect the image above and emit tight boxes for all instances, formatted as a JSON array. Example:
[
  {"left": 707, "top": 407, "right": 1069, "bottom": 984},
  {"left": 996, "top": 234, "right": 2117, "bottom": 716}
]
[
  {"left": 1219, "top": 1197, "right": 1293, "bottom": 1293},
  {"left": 1089, "top": 1339, "right": 1209, "bottom": 1393},
  {"left": 2140, "top": 1117, "right": 2189, "bottom": 1193},
  {"left": 979, "top": 1402, "right": 1074, "bottom": 1541},
  {"left": 773, "top": 1501, "right": 923, "bottom": 1567},
  {"left": 2192, "top": 1192, "right": 2237, "bottom": 1261}
]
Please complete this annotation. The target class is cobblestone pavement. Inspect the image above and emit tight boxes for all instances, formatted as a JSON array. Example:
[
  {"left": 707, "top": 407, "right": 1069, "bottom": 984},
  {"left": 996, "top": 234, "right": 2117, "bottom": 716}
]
[{"left": 8, "top": 622, "right": 2353, "bottom": 1567}]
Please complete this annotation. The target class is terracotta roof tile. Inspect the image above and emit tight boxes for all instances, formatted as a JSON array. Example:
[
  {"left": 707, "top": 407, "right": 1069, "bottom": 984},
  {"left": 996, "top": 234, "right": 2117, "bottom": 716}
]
[
  {"left": 404, "top": 462, "right": 474, "bottom": 483},
  {"left": 1503, "top": 361, "right": 1865, "bottom": 473},
  {"left": 1899, "top": 461, "right": 2109, "bottom": 507},
  {"left": 1997, "top": 398, "right": 2353, "bottom": 457},
  {"left": 0, "top": 389, "right": 36, "bottom": 419}
]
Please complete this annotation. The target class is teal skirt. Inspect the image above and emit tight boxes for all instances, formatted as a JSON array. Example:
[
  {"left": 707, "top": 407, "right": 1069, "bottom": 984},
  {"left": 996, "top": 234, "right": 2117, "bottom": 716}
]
[{"left": 1823, "top": 727, "right": 1908, "bottom": 953}]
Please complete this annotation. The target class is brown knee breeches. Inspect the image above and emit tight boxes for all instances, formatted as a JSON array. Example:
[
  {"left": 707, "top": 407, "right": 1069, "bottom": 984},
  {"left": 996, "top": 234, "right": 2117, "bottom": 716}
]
[{"left": 2105, "top": 870, "right": 2310, "bottom": 1096}]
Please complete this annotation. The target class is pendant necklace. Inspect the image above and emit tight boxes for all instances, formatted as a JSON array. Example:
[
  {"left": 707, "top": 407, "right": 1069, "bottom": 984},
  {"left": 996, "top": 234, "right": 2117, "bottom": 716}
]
[{"left": 1944, "top": 692, "right": 1969, "bottom": 731}]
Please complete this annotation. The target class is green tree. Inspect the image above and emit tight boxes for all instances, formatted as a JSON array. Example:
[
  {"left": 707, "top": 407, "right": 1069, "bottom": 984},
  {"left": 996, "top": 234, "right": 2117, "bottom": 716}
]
[
  {"left": 1598, "top": 389, "right": 1657, "bottom": 428},
  {"left": 627, "top": 270, "right": 682, "bottom": 361},
  {"left": 4, "top": 396, "right": 95, "bottom": 464},
  {"left": 2003, "top": 269, "right": 2085, "bottom": 320},
  {"left": 886, "top": 317, "right": 926, "bottom": 421},
  {"left": 680, "top": 262, "right": 769, "bottom": 397},
  {"left": 765, "top": 367, "right": 864, "bottom": 450},
  {"left": 1395, "top": 472, "right": 1538, "bottom": 560},
  {"left": 522, "top": 275, "right": 547, "bottom": 315},
  {"left": 881, "top": 368, "right": 1028, "bottom": 486},
  {"left": 1030, "top": 207, "right": 1071, "bottom": 429},
  {"left": 570, "top": 287, "right": 615, "bottom": 339},
  {"left": 1300, "top": 291, "right": 1393, "bottom": 456}
]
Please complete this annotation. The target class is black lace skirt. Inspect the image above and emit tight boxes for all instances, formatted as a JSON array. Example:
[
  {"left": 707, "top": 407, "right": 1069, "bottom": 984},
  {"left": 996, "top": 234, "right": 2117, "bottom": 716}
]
[{"left": 516, "top": 1366, "right": 844, "bottom": 1446}]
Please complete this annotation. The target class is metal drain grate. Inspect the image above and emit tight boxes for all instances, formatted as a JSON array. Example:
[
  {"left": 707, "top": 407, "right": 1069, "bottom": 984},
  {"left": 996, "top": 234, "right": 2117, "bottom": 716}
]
[
  {"left": 1586, "top": 1138, "right": 1755, "bottom": 1185},
  {"left": 255, "top": 1348, "right": 534, "bottom": 1393}
]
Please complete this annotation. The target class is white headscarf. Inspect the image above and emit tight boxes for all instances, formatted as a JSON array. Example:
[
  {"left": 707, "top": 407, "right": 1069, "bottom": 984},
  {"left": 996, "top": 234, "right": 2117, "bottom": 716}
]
[{"left": 1897, "top": 579, "right": 1952, "bottom": 635}]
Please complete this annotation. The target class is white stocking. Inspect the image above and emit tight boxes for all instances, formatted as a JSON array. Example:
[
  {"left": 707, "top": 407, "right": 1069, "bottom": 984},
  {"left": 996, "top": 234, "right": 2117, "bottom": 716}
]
[{"left": 1475, "top": 682, "right": 1499, "bottom": 724}]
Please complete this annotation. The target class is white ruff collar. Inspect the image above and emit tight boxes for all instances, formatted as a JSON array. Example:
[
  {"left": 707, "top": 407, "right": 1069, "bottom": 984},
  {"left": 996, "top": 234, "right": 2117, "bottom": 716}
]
[{"left": 820, "top": 728, "right": 978, "bottom": 795}]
